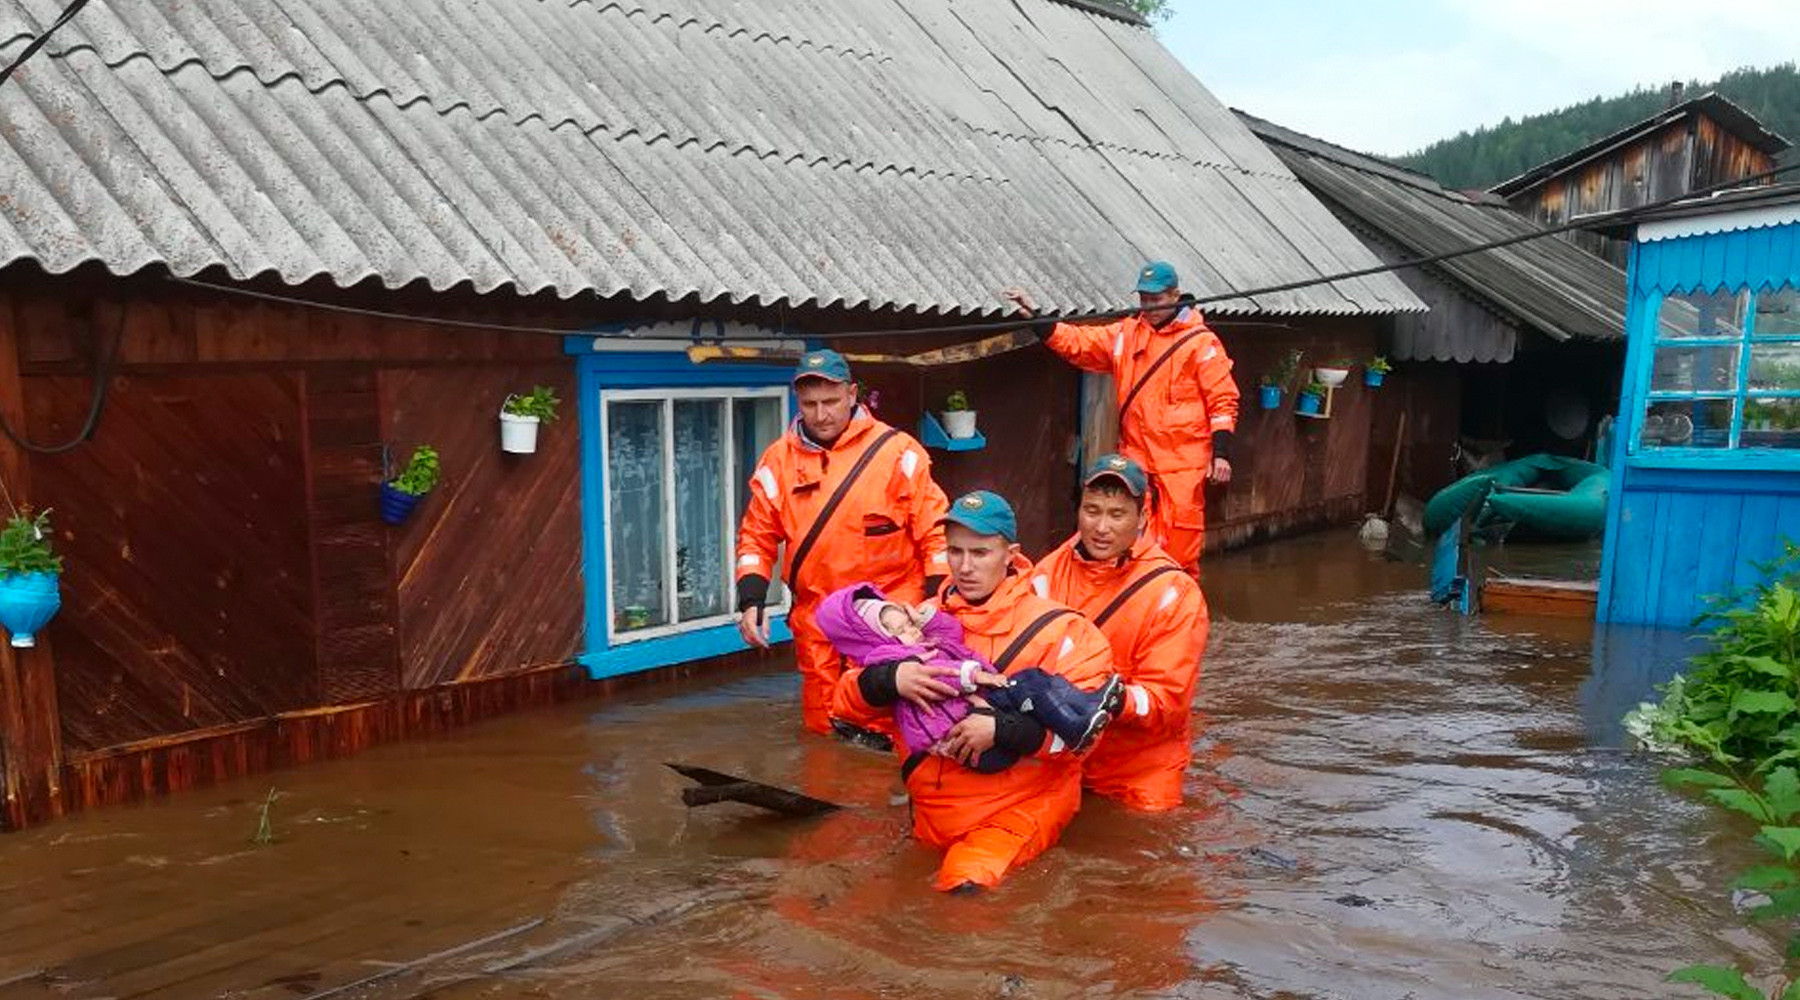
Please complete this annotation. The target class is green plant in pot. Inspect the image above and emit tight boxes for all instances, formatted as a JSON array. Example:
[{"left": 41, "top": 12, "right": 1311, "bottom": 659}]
[
  {"left": 941, "top": 389, "right": 979, "bottom": 440},
  {"left": 500, "top": 385, "right": 561, "bottom": 454},
  {"left": 0, "top": 508, "right": 63, "bottom": 648},
  {"left": 380, "top": 446, "right": 440, "bottom": 525},
  {"left": 1297, "top": 379, "right": 1328, "bottom": 416},
  {"left": 1365, "top": 356, "right": 1393, "bottom": 387},
  {"left": 1314, "top": 357, "right": 1353, "bottom": 388},
  {"left": 1259, "top": 350, "right": 1302, "bottom": 409}
]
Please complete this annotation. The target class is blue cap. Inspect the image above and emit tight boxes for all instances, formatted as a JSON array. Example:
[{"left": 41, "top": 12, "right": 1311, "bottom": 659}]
[
  {"left": 1135, "top": 260, "right": 1179, "bottom": 294},
  {"left": 793, "top": 348, "right": 853, "bottom": 385},
  {"left": 940, "top": 490, "right": 1018, "bottom": 542},
  {"left": 1082, "top": 453, "right": 1148, "bottom": 497}
]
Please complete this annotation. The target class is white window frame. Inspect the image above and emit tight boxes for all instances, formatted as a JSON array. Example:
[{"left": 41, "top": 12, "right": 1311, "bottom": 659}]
[{"left": 599, "top": 386, "right": 790, "bottom": 646}]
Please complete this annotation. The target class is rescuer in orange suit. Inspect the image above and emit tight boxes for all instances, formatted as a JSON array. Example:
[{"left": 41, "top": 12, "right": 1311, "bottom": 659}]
[
  {"left": 833, "top": 491, "right": 1115, "bottom": 892},
  {"left": 736, "top": 349, "right": 950, "bottom": 737},
  {"left": 1004, "top": 261, "right": 1240, "bottom": 576},
  {"left": 1033, "top": 454, "right": 1208, "bottom": 812}
]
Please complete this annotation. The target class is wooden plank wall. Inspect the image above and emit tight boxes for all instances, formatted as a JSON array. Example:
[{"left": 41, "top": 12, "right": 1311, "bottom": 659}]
[
  {"left": 383, "top": 365, "right": 584, "bottom": 688},
  {"left": 1507, "top": 113, "right": 1779, "bottom": 266},
  {"left": 2, "top": 277, "right": 595, "bottom": 824},
  {"left": 1605, "top": 467, "right": 1800, "bottom": 627}
]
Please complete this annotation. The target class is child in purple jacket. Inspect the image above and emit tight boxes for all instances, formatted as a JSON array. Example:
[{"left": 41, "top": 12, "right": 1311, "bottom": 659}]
[{"left": 817, "top": 582, "right": 1123, "bottom": 772}]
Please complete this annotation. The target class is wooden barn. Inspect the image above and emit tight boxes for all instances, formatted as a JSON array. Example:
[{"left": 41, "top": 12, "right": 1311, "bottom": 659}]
[
  {"left": 1240, "top": 114, "right": 1628, "bottom": 500},
  {"left": 1492, "top": 89, "right": 1791, "bottom": 267},
  {"left": 0, "top": 0, "right": 1421, "bottom": 828},
  {"left": 1596, "top": 184, "right": 1800, "bottom": 626}
]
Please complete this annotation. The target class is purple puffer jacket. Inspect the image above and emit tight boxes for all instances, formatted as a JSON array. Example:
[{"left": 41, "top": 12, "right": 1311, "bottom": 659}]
[{"left": 816, "top": 582, "right": 991, "bottom": 755}]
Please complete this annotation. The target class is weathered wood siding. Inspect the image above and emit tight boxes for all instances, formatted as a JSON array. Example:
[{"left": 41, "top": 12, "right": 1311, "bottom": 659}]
[
  {"left": 383, "top": 366, "right": 584, "bottom": 688},
  {"left": 1507, "top": 114, "right": 1778, "bottom": 266}
]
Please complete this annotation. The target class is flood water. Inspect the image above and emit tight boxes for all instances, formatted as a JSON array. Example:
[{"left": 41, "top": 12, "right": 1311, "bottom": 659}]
[{"left": 0, "top": 530, "right": 1777, "bottom": 999}]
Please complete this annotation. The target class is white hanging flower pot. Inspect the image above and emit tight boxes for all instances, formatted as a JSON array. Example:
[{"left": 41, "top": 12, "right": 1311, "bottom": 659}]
[
  {"left": 941, "top": 410, "right": 979, "bottom": 440},
  {"left": 500, "top": 411, "right": 541, "bottom": 453}
]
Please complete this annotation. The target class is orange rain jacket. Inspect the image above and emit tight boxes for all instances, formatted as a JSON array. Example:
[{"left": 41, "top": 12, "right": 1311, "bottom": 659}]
[
  {"left": 1045, "top": 309, "right": 1240, "bottom": 566},
  {"left": 833, "top": 555, "right": 1115, "bottom": 891},
  {"left": 736, "top": 406, "right": 950, "bottom": 734},
  {"left": 1033, "top": 535, "right": 1208, "bottom": 811}
]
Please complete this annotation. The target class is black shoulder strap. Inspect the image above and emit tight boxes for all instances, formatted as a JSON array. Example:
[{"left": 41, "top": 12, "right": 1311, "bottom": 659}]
[
  {"left": 1118, "top": 329, "right": 1206, "bottom": 428},
  {"left": 1092, "top": 564, "right": 1186, "bottom": 627},
  {"left": 992, "top": 608, "right": 1079, "bottom": 672},
  {"left": 785, "top": 428, "right": 902, "bottom": 588}
]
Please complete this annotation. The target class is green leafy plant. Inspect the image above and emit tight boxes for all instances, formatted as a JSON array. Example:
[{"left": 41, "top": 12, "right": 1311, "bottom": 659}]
[
  {"left": 1300, "top": 379, "right": 1327, "bottom": 398},
  {"left": 1368, "top": 356, "right": 1394, "bottom": 375},
  {"left": 390, "top": 446, "right": 441, "bottom": 497},
  {"left": 503, "top": 386, "right": 561, "bottom": 423},
  {"left": 944, "top": 390, "right": 971, "bottom": 413},
  {"left": 1262, "top": 349, "right": 1302, "bottom": 390},
  {"left": 1662, "top": 764, "right": 1800, "bottom": 999},
  {"left": 1625, "top": 542, "right": 1800, "bottom": 999},
  {"left": 0, "top": 509, "right": 62, "bottom": 577}
]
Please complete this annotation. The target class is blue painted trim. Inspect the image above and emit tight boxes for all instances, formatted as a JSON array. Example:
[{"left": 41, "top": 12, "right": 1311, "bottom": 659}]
[
  {"left": 918, "top": 411, "right": 987, "bottom": 451},
  {"left": 1622, "top": 464, "right": 1800, "bottom": 495},
  {"left": 579, "top": 618, "right": 793, "bottom": 680},
  {"left": 1599, "top": 242, "right": 1641, "bottom": 622},
  {"left": 1627, "top": 451, "right": 1800, "bottom": 474},
  {"left": 573, "top": 346, "right": 795, "bottom": 671},
  {"left": 1634, "top": 221, "right": 1800, "bottom": 297}
]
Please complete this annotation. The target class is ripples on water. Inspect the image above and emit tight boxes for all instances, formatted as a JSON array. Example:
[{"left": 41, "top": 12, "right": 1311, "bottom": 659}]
[{"left": 0, "top": 532, "right": 1780, "bottom": 998}]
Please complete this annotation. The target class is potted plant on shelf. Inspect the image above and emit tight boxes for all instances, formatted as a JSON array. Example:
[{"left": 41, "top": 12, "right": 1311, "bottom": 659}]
[
  {"left": 500, "top": 385, "right": 560, "bottom": 454},
  {"left": 1296, "top": 379, "right": 1327, "bottom": 416},
  {"left": 380, "top": 445, "right": 441, "bottom": 525},
  {"left": 1260, "top": 349, "right": 1301, "bottom": 409},
  {"left": 941, "top": 389, "right": 978, "bottom": 440},
  {"left": 1365, "top": 356, "right": 1393, "bottom": 387},
  {"left": 0, "top": 508, "right": 62, "bottom": 648},
  {"left": 1313, "top": 358, "right": 1352, "bottom": 388}
]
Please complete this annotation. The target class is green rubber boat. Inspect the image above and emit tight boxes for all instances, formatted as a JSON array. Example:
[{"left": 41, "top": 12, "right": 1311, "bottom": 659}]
[{"left": 1422, "top": 454, "right": 1610, "bottom": 542}]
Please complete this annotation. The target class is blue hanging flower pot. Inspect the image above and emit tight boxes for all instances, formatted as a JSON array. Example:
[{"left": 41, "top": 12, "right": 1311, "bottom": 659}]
[
  {"left": 1365, "top": 370, "right": 1386, "bottom": 388},
  {"left": 0, "top": 571, "right": 61, "bottom": 648},
  {"left": 1259, "top": 385, "right": 1282, "bottom": 409},
  {"left": 1296, "top": 392, "right": 1323, "bottom": 416},
  {"left": 379, "top": 482, "right": 423, "bottom": 525}
]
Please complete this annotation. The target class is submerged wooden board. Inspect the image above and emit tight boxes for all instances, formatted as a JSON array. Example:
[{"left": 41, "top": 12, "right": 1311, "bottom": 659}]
[{"left": 1482, "top": 577, "right": 1598, "bottom": 619}]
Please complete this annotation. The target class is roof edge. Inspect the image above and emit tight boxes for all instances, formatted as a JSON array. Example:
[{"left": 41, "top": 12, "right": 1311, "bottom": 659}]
[{"left": 1040, "top": 0, "right": 1148, "bottom": 27}]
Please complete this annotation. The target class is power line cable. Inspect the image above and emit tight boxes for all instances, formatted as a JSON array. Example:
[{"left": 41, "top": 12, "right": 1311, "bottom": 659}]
[{"left": 0, "top": 0, "right": 92, "bottom": 89}]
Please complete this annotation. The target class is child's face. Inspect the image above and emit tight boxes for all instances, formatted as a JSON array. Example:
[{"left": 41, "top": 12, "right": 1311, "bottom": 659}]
[{"left": 879, "top": 606, "right": 925, "bottom": 645}]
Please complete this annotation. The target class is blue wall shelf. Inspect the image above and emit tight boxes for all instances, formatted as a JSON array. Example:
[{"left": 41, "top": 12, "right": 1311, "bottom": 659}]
[{"left": 918, "top": 411, "right": 986, "bottom": 451}]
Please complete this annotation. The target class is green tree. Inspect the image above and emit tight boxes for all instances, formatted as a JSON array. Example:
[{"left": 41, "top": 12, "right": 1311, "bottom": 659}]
[
  {"left": 1118, "top": 0, "right": 1174, "bottom": 23},
  {"left": 1398, "top": 63, "right": 1800, "bottom": 190}
]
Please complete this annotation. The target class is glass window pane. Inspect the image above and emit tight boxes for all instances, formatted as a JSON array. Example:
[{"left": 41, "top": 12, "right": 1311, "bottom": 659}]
[
  {"left": 1756, "top": 287, "right": 1800, "bottom": 338},
  {"left": 1649, "top": 344, "right": 1740, "bottom": 393},
  {"left": 1751, "top": 343, "right": 1800, "bottom": 392},
  {"left": 734, "top": 396, "right": 788, "bottom": 605},
  {"left": 1743, "top": 398, "right": 1800, "bottom": 449},
  {"left": 1640, "top": 398, "right": 1734, "bottom": 449},
  {"left": 674, "top": 399, "right": 727, "bottom": 622},
  {"left": 1656, "top": 288, "right": 1749, "bottom": 340},
  {"left": 608, "top": 400, "right": 668, "bottom": 633}
]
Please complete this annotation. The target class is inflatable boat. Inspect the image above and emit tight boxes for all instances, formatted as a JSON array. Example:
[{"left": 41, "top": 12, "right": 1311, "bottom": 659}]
[{"left": 1422, "top": 454, "right": 1610, "bottom": 542}]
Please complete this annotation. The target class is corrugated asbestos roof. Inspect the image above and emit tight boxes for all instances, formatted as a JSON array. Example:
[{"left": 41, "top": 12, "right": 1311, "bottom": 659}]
[
  {"left": 0, "top": 0, "right": 1423, "bottom": 318},
  {"left": 1239, "top": 111, "right": 1625, "bottom": 353}
]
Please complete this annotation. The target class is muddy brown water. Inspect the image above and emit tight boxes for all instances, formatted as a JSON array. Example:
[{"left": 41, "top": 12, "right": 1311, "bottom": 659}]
[{"left": 0, "top": 530, "right": 1779, "bottom": 999}]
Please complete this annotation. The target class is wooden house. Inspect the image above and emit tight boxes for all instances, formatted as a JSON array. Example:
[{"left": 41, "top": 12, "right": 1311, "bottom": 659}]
[
  {"left": 0, "top": 0, "right": 1421, "bottom": 827},
  {"left": 1597, "top": 184, "right": 1800, "bottom": 625},
  {"left": 1493, "top": 90, "right": 1790, "bottom": 267}
]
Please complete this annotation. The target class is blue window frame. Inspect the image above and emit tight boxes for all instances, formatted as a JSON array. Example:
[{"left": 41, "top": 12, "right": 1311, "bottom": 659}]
[
  {"left": 1629, "top": 283, "right": 1800, "bottom": 465},
  {"left": 568, "top": 340, "right": 797, "bottom": 678}
]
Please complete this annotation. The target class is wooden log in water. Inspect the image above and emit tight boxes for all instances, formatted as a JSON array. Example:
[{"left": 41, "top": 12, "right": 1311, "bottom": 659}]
[{"left": 667, "top": 763, "right": 842, "bottom": 817}]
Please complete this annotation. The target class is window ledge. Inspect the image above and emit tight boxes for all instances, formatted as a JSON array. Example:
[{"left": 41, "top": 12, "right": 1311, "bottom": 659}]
[
  {"left": 1627, "top": 450, "right": 1800, "bottom": 473},
  {"left": 580, "top": 617, "right": 792, "bottom": 680}
]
